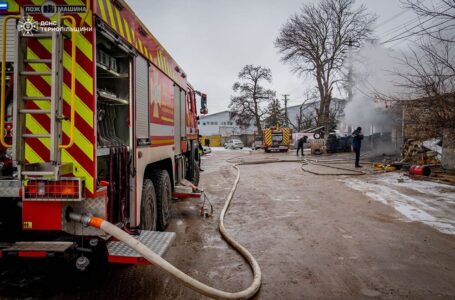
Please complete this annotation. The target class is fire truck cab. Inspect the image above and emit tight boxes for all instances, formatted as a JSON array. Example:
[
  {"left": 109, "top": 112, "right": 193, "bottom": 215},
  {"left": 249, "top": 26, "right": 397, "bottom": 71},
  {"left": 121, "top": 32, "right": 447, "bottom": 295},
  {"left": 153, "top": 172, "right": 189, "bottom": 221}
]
[{"left": 0, "top": 0, "right": 207, "bottom": 266}]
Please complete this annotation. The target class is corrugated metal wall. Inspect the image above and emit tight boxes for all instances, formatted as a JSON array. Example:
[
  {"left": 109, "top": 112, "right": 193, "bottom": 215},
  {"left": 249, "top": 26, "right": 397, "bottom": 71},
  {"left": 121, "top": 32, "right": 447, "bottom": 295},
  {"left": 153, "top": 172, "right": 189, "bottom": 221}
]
[
  {"left": 0, "top": 16, "right": 17, "bottom": 62},
  {"left": 135, "top": 55, "right": 150, "bottom": 139}
]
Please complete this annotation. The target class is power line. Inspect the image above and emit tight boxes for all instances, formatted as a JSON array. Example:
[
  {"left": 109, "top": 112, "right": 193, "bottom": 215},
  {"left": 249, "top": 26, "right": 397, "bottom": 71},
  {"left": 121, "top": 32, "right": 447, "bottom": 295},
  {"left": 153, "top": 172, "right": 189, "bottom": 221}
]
[
  {"left": 377, "top": 2, "right": 447, "bottom": 41},
  {"left": 382, "top": 18, "right": 449, "bottom": 44}
]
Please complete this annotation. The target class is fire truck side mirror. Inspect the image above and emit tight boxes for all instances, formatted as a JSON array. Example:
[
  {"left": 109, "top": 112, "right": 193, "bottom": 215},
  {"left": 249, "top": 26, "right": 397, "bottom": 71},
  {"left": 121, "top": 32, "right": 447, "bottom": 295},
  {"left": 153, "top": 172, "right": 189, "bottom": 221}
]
[{"left": 200, "top": 93, "right": 208, "bottom": 115}]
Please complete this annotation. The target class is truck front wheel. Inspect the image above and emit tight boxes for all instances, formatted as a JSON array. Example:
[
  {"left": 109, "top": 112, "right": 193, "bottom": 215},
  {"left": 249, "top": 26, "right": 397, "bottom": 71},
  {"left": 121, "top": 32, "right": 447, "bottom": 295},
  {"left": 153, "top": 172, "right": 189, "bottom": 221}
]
[
  {"left": 140, "top": 179, "right": 157, "bottom": 231},
  {"left": 152, "top": 170, "right": 172, "bottom": 230}
]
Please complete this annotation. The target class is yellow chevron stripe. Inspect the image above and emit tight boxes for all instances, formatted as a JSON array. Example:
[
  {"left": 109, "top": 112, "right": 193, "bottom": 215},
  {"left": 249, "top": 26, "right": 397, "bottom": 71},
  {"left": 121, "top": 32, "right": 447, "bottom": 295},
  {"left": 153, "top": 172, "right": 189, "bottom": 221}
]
[
  {"left": 64, "top": 0, "right": 93, "bottom": 27},
  {"left": 62, "top": 150, "right": 94, "bottom": 193},
  {"left": 62, "top": 85, "right": 93, "bottom": 128},
  {"left": 26, "top": 49, "right": 93, "bottom": 129},
  {"left": 36, "top": 38, "right": 93, "bottom": 91},
  {"left": 24, "top": 102, "right": 95, "bottom": 194},
  {"left": 26, "top": 81, "right": 94, "bottom": 161},
  {"left": 143, "top": 47, "right": 149, "bottom": 59},
  {"left": 123, "top": 18, "right": 132, "bottom": 43},
  {"left": 24, "top": 111, "right": 50, "bottom": 155},
  {"left": 131, "top": 30, "right": 137, "bottom": 48},
  {"left": 114, "top": 7, "right": 125, "bottom": 38},
  {"left": 25, "top": 144, "right": 45, "bottom": 163},
  {"left": 26, "top": 117, "right": 95, "bottom": 193},
  {"left": 24, "top": 109, "right": 94, "bottom": 194},
  {"left": 65, "top": 22, "right": 93, "bottom": 61},
  {"left": 138, "top": 39, "right": 144, "bottom": 54},
  {"left": 63, "top": 51, "right": 93, "bottom": 94},
  {"left": 98, "top": 0, "right": 108, "bottom": 22},
  {"left": 105, "top": 0, "right": 117, "bottom": 31}
]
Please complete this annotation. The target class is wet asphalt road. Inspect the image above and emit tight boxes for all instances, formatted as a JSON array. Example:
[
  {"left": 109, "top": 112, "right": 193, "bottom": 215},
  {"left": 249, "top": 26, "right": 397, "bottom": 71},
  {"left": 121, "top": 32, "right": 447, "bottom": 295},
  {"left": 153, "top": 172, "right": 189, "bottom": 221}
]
[{"left": 1, "top": 149, "right": 455, "bottom": 299}]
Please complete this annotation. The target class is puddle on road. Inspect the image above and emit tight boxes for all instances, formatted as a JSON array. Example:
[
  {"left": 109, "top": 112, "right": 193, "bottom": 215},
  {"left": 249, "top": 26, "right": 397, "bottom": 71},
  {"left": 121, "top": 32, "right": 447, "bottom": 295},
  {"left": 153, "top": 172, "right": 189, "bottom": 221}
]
[{"left": 341, "top": 173, "right": 455, "bottom": 235}]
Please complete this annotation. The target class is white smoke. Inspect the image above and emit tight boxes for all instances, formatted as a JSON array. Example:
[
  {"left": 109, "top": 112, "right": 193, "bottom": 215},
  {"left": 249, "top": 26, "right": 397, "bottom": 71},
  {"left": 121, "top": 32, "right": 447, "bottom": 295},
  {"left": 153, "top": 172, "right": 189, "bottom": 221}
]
[{"left": 343, "top": 42, "right": 402, "bottom": 135}]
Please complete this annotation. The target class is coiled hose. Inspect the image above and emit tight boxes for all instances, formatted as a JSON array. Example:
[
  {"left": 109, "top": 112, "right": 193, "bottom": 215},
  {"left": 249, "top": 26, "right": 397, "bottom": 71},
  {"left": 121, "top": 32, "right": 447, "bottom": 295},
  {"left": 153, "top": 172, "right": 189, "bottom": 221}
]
[{"left": 69, "top": 160, "right": 262, "bottom": 300}]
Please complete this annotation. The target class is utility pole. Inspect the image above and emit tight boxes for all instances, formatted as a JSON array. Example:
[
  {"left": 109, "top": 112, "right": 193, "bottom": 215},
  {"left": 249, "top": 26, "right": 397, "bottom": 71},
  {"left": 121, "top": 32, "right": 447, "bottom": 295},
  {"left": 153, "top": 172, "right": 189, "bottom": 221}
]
[
  {"left": 347, "top": 39, "right": 353, "bottom": 104},
  {"left": 282, "top": 94, "right": 289, "bottom": 127}
]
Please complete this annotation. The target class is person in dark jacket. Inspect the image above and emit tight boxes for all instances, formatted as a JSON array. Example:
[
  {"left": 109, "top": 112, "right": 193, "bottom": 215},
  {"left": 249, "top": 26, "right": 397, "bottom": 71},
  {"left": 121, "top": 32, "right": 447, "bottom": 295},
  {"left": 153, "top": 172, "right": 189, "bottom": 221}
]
[
  {"left": 352, "top": 127, "right": 364, "bottom": 168},
  {"left": 296, "top": 135, "right": 307, "bottom": 156}
]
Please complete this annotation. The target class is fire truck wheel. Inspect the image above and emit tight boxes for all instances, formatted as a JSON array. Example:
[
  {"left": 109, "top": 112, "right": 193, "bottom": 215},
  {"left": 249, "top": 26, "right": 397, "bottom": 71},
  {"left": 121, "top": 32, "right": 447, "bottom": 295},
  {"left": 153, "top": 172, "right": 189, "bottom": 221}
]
[
  {"left": 140, "top": 179, "right": 157, "bottom": 231},
  {"left": 152, "top": 170, "right": 172, "bottom": 231},
  {"left": 186, "top": 158, "right": 200, "bottom": 186}
]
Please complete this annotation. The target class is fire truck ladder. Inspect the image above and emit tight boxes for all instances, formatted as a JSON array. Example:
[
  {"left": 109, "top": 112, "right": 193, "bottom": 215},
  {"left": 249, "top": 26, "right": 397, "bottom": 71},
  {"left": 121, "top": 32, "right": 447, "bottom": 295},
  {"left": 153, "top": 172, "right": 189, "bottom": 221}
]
[{"left": 1, "top": 15, "right": 77, "bottom": 180}]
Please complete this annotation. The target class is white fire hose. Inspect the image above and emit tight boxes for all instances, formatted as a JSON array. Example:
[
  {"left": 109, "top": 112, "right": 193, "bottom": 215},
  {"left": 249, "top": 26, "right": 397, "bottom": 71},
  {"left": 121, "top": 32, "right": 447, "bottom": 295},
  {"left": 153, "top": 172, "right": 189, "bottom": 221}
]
[
  {"left": 69, "top": 157, "right": 366, "bottom": 299},
  {"left": 69, "top": 162, "right": 261, "bottom": 300}
]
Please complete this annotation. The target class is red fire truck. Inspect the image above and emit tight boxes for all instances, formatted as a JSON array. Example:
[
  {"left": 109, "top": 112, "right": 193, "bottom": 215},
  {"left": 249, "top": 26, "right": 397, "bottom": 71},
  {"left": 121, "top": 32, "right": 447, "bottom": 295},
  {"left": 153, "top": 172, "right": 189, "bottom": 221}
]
[{"left": 0, "top": 0, "right": 207, "bottom": 267}]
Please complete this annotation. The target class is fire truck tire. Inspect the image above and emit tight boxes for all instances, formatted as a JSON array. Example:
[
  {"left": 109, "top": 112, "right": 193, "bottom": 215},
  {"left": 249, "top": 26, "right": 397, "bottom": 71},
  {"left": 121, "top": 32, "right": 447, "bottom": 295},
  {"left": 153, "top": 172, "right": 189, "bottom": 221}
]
[
  {"left": 193, "top": 163, "right": 200, "bottom": 186},
  {"left": 140, "top": 179, "right": 157, "bottom": 231},
  {"left": 186, "top": 158, "right": 200, "bottom": 186},
  {"left": 152, "top": 170, "right": 172, "bottom": 231}
]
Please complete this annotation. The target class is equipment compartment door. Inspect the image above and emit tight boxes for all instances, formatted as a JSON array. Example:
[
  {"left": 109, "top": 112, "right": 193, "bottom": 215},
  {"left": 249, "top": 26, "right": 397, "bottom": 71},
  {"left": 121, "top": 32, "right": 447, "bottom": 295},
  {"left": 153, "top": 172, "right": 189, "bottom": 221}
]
[
  {"left": 174, "top": 85, "right": 181, "bottom": 154},
  {"left": 135, "top": 55, "right": 150, "bottom": 143}
]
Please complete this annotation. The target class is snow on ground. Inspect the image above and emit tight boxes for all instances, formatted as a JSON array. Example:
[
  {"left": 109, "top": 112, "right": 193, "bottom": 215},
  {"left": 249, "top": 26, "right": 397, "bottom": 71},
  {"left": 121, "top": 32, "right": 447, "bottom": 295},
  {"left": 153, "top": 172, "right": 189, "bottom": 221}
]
[
  {"left": 209, "top": 147, "right": 253, "bottom": 153},
  {"left": 342, "top": 173, "right": 455, "bottom": 235}
]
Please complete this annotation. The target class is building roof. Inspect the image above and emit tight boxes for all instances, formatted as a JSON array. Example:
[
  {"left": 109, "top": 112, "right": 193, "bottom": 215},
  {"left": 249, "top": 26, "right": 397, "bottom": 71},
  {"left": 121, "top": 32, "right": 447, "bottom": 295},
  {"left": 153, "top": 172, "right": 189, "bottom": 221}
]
[{"left": 200, "top": 110, "right": 230, "bottom": 119}]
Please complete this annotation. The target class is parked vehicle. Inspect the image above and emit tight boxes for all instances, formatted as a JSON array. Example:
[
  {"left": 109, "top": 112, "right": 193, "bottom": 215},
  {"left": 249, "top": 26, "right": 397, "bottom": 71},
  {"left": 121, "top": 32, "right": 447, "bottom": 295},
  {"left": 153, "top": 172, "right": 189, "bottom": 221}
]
[
  {"left": 203, "top": 146, "right": 212, "bottom": 154},
  {"left": 224, "top": 139, "right": 244, "bottom": 149},
  {"left": 251, "top": 133, "right": 263, "bottom": 150},
  {"left": 0, "top": 1, "right": 207, "bottom": 267}
]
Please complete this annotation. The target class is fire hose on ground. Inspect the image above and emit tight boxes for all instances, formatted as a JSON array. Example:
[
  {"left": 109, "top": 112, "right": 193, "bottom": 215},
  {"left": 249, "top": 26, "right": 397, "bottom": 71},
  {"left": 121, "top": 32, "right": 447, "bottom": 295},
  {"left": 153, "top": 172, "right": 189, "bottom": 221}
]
[
  {"left": 68, "top": 156, "right": 367, "bottom": 299},
  {"left": 69, "top": 160, "right": 262, "bottom": 300}
]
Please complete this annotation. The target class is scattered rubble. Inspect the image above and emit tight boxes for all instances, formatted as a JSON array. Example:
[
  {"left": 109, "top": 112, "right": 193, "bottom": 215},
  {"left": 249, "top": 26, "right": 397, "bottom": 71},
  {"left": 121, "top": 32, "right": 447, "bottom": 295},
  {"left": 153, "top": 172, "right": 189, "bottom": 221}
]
[{"left": 401, "top": 138, "right": 442, "bottom": 165}]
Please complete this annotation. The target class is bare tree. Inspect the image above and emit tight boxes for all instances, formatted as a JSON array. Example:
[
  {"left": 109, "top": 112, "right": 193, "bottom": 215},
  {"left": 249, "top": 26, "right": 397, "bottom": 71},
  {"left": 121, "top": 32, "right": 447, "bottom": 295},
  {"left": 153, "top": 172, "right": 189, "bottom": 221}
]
[
  {"left": 264, "top": 98, "right": 285, "bottom": 127},
  {"left": 275, "top": 0, "right": 375, "bottom": 133},
  {"left": 400, "top": 0, "right": 455, "bottom": 43},
  {"left": 288, "top": 91, "right": 318, "bottom": 131},
  {"left": 374, "top": 0, "right": 455, "bottom": 132},
  {"left": 229, "top": 65, "right": 276, "bottom": 134}
]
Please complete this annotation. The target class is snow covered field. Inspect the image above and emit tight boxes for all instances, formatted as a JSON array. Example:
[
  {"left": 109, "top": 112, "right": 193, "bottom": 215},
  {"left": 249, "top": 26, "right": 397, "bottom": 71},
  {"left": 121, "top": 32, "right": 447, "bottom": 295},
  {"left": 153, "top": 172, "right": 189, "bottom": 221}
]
[{"left": 342, "top": 173, "right": 455, "bottom": 235}]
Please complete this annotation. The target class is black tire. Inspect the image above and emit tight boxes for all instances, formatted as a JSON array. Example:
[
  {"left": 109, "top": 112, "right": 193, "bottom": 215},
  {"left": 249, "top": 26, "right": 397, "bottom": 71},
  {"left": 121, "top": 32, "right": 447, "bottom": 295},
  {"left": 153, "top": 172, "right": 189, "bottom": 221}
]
[
  {"left": 192, "top": 163, "right": 200, "bottom": 186},
  {"left": 186, "top": 158, "right": 200, "bottom": 186},
  {"left": 313, "top": 132, "right": 321, "bottom": 139},
  {"left": 151, "top": 170, "right": 172, "bottom": 231},
  {"left": 140, "top": 179, "right": 157, "bottom": 231}
]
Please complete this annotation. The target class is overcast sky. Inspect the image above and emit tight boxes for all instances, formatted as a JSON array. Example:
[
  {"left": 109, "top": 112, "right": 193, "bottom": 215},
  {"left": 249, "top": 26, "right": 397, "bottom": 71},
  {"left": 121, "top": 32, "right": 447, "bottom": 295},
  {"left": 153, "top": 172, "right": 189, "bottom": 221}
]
[{"left": 127, "top": 0, "right": 418, "bottom": 114}]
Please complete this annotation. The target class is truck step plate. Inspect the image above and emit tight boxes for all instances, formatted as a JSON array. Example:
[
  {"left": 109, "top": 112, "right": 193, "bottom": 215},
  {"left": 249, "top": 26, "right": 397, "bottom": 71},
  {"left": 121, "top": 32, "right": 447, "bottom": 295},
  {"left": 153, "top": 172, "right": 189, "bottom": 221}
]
[
  {"left": 1, "top": 241, "right": 74, "bottom": 258},
  {"left": 107, "top": 231, "right": 176, "bottom": 265}
]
